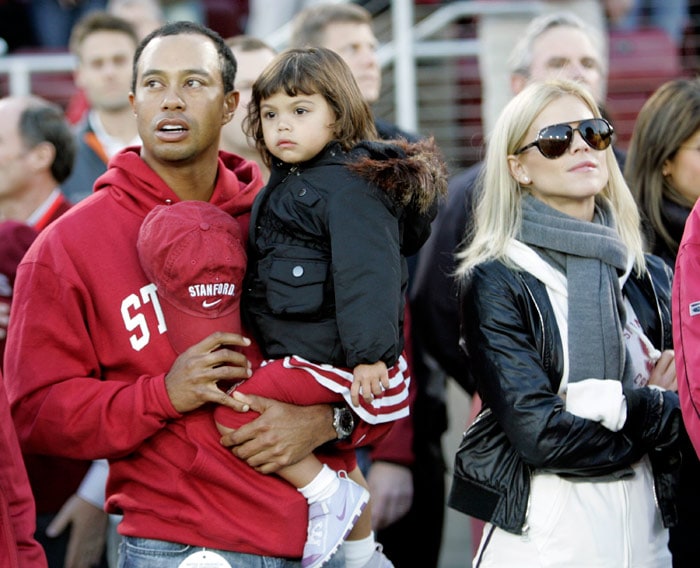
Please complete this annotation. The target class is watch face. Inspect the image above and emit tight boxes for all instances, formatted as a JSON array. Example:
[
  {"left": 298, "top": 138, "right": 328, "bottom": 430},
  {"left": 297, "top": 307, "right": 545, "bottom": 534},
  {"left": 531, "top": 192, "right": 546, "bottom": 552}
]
[
  {"left": 340, "top": 411, "right": 352, "bottom": 432},
  {"left": 335, "top": 407, "right": 354, "bottom": 438}
]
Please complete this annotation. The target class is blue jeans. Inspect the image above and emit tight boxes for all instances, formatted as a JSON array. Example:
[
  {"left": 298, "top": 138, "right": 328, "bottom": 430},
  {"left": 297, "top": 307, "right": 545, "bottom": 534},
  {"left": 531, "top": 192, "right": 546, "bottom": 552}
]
[{"left": 118, "top": 537, "right": 346, "bottom": 567}]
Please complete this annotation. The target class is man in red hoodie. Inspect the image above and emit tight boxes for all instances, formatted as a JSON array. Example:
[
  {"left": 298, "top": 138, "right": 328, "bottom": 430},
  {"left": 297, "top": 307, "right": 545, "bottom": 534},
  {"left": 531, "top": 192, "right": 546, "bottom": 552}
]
[{"left": 5, "top": 21, "right": 385, "bottom": 567}]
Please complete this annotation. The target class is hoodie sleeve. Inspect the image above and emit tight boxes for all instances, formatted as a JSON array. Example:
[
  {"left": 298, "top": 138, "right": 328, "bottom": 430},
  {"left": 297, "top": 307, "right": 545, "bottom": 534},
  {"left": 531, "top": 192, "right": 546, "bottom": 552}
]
[
  {"left": 4, "top": 258, "right": 180, "bottom": 461},
  {"left": 674, "top": 205, "right": 700, "bottom": 459}
]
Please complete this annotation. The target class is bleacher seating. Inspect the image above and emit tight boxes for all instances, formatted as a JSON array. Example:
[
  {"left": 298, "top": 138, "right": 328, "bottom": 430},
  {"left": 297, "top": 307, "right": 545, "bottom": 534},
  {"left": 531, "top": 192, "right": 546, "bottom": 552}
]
[{"left": 606, "top": 27, "right": 686, "bottom": 150}]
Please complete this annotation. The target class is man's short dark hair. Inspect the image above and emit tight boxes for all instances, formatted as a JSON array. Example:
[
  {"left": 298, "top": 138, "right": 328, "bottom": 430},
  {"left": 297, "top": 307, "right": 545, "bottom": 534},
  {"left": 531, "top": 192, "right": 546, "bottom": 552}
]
[
  {"left": 69, "top": 10, "right": 139, "bottom": 58},
  {"left": 20, "top": 99, "right": 76, "bottom": 184},
  {"left": 131, "top": 21, "right": 237, "bottom": 94}
]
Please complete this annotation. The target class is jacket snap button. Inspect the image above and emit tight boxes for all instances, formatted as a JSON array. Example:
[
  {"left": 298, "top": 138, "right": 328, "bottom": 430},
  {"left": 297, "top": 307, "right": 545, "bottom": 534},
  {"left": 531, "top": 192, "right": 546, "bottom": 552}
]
[
  {"left": 292, "top": 265, "right": 304, "bottom": 277},
  {"left": 298, "top": 188, "right": 307, "bottom": 196}
]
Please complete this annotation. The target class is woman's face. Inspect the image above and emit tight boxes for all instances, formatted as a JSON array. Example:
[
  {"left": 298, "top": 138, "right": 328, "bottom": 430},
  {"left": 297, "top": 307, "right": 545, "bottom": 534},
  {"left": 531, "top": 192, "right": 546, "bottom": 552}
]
[
  {"left": 664, "top": 128, "right": 700, "bottom": 204},
  {"left": 509, "top": 95, "right": 609, "bottom": 221}
]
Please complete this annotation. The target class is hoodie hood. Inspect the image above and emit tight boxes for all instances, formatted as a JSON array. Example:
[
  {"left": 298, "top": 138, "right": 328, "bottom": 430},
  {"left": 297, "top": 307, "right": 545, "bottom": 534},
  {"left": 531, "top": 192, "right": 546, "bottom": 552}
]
[{"left": 93, "top": 147, "right": 262, "bottom": 218}]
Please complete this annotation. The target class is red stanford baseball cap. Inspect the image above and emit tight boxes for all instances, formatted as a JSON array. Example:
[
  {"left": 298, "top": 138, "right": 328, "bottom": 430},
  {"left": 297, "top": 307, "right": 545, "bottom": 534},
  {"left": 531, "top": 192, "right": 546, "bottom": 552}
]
[{"left": 137, "top": 200, "right": 246, "bottom": 353}]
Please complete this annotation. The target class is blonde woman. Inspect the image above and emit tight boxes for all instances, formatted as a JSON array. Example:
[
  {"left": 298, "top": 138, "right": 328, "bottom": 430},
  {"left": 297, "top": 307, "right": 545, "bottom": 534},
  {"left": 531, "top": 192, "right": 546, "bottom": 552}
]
[{"left": 450, "top": 80, "right": 681, "bottom": 567}]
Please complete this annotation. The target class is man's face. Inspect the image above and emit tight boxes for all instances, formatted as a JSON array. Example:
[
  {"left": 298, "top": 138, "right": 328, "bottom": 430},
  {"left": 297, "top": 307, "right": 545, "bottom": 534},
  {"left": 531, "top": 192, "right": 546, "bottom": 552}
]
[
  {"left": 320, "top": 22, "right": 381, "bottom": 104},
  {"left": 75, "top": 31, "right": 137, "bottom": 113},
  {"left": 221, "top": 47, "right": 275, "bottom": 154},
  {"left": 0, "top": 99, "right": 32, "bottom": 201},
  {"left": 129, "top": 33, "right": 237, "bottom": 170},
  {"left": 526, "top": 26, "right": 604, "bottom": 103}
]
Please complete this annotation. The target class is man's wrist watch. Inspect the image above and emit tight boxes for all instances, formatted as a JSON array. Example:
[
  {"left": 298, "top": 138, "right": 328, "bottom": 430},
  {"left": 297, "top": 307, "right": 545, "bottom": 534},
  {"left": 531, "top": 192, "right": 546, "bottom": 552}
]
[{"left": 332, "top": 406, "right": 355, "bottom": 441}]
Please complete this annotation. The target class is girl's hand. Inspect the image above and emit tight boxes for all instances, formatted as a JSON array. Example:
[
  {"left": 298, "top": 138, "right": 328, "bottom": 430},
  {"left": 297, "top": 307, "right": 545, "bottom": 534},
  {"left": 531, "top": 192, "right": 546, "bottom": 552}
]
[{"left": 350, "top": 361, "right": 390, "bottom": 407}]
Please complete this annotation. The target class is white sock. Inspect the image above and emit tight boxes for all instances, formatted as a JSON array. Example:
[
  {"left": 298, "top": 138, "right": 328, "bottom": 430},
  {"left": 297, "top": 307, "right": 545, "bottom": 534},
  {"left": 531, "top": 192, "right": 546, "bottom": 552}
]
[
  {"left": 298, "top": 464, "right": 339, "bottom": 504},
  {"left": 344, "top": 533, "right": 377, "bottom": 568}
]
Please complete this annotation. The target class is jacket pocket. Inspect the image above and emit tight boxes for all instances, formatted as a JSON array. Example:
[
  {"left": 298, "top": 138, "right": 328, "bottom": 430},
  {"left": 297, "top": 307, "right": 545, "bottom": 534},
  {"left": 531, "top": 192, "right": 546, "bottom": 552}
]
[{"left": 267, "top": 256, "right": 329, "bottom": 315}]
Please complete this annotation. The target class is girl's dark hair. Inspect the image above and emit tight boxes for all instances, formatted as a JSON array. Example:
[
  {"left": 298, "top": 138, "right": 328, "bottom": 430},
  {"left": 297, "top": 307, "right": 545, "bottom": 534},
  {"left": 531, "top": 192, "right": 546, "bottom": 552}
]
[
  {"left": 131, "top": 21, "right": 237, "bottom": 94},
  {"left": 246, "top": 47, "right": 377, "bottom": 165}
]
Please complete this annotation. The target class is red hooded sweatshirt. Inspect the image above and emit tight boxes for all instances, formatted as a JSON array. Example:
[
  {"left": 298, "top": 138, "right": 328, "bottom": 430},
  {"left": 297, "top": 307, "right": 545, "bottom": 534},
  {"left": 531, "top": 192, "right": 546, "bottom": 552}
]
[{"left": 4, "top": 148, "right": 380, "bottom": 557}]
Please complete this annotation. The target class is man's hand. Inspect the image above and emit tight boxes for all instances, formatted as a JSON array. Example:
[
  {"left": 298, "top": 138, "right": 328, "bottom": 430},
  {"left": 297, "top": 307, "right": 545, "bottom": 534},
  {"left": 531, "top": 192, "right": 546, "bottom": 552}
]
[
  {"left": 367, "top": 461, "right": 413, "bottom": 530},
  {"left": 219, "top": 392, "right": 336, "bottom": 474},
  {"left": 351, "top": 361, "right": 389, "bottom": 407},
  {"left": 46, "top": 494, "right": 107, "bottom": 568},
  {"left": 165, "top": 331, "right": 253, "bottom": 413}
]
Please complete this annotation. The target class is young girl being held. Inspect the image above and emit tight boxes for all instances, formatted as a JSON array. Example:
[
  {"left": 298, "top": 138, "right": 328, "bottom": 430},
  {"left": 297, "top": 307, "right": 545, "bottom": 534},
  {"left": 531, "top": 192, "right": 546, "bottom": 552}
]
[{"left": 214, "top": 47, "right": 446, "bottom": 568}]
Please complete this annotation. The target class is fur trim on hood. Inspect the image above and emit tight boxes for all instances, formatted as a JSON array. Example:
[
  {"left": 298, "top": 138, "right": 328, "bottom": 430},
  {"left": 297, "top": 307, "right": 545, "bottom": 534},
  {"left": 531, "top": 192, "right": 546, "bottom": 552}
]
[{"left": 347, "top": 137, "right": 448, "bottom": 214}]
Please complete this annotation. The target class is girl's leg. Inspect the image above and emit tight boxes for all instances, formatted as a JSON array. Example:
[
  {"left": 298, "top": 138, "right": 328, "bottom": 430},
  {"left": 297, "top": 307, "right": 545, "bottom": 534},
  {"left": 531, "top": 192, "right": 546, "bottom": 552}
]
[
  {"left": 346, "top": 467, "right": 372, "bottom": 541},
  {"left": 342, "top": 466, "right": 393, "bottom": 567}
]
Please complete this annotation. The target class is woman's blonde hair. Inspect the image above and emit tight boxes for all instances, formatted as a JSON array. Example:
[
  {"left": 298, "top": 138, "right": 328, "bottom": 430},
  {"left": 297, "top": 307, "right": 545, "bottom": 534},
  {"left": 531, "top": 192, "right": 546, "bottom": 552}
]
[{"left": 455, "top": 79, "right": 645, "bottom": 277}]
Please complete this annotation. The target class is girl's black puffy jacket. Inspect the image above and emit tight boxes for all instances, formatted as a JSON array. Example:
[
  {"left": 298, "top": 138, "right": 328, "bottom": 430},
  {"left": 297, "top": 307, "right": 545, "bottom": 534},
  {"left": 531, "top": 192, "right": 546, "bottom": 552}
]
[
  {"left": 244, "top": 139, "right": 446, "bottom": 368},
  {"left": 453, "top": 253, "right": 683, "bottom": 533}
]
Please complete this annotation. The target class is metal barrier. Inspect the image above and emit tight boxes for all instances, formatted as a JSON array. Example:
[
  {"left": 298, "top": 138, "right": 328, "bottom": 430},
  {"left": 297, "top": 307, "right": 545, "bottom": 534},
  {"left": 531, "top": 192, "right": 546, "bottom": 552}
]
[{"left": 0, "top": 52, "right": 76, "bottom": 97}]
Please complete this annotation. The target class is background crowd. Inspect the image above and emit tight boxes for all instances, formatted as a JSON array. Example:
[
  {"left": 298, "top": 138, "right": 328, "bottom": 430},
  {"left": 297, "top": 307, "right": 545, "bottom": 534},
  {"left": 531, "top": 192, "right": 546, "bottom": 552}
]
[{"left": 2, "top": 1, "right": 700, "bottom": 568}]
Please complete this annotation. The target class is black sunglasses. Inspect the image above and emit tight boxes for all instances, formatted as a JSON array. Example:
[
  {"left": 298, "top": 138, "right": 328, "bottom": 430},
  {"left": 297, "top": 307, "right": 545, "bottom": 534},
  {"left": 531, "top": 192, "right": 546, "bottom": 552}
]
[{"left": 514, "top": 118, "right": 614, "bottom": 159}]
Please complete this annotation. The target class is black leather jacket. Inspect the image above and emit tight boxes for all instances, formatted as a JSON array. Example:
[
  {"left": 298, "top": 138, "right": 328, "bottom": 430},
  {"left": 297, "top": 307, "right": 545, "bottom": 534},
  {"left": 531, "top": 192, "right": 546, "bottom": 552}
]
[{"left": 452, "top": 253, "right": 682, "bottom": 533}]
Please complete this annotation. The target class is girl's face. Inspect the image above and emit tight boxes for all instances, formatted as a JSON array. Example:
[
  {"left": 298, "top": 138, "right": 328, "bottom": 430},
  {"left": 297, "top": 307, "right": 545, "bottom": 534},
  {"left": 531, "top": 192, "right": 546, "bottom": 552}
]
[
  {"left": 663, "top": 128, "right": 700, "bottom": 204},
  {"left": 260, "top": 90, "right": 336, "bottom": 164},
  {"left": 508, "top": 95, "right": 609, "bottom": 221}
]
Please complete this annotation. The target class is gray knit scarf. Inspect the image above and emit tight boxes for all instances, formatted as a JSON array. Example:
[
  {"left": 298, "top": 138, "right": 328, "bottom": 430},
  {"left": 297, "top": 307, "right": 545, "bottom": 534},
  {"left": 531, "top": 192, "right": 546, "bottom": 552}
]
[{"left": 518, "top": 194, "right": 630, "bottom": 384}]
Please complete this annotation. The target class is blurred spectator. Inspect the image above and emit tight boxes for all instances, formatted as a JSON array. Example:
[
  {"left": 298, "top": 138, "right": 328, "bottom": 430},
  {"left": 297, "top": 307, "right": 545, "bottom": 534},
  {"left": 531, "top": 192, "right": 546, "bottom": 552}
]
[
  {"left": 28, "top": 0, "right": 107, "bottom": 49},
  {"left": 0, "top": 368, "right": 48, "bottom": 568},
  {"left": 0, "top": 95, "right": 72, "bottom": 360},
  {"left": 247, "top": 0, "right": 332, "bottom": 39},
  {"left": 0, "top": 222, "right": 38, "bottom": 368},
  {"left": 106, "top": 0, "right": 164, "bottom": 40},
  {"left": 609, "top": 0, "right": 689, "bottom": 46},
  {"left": 478, "top": 0, "right": 608, "bottom": 138},
  {"left": 221, "top": 35, "right": 276, "bottom": 182},
  {"left": 0, "top": 96, "right": 73, "bottom": 228},
  {"left": 625, "top": 78, "right": 700, "bottom": 266},
  {"left": 160, "top": 0, "right": 204, "bottom": 24},
  {"left": 62, "top": 11, "right": 140, "bottom": 203},
  {"left": 63, "top": 1, "right": 163, "bottom": 125}
]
